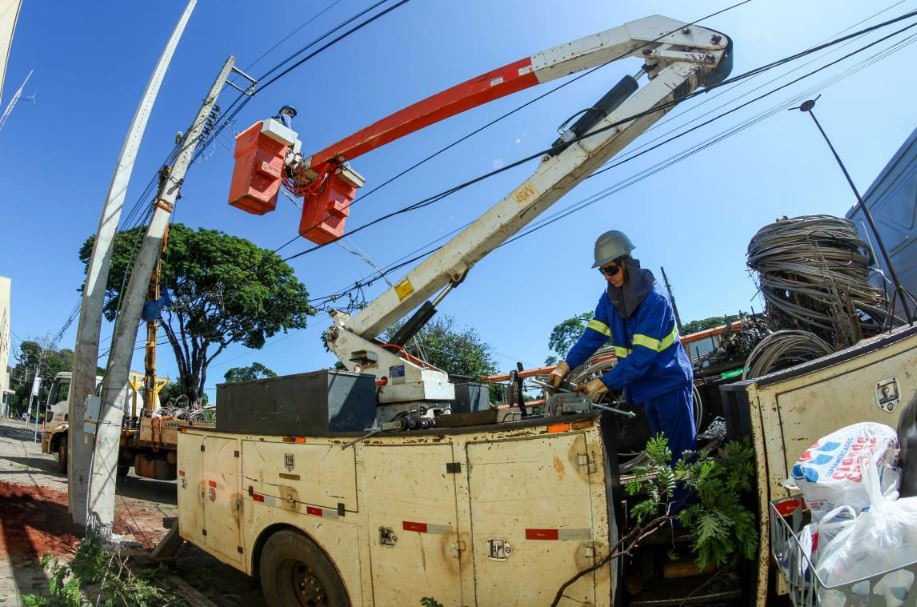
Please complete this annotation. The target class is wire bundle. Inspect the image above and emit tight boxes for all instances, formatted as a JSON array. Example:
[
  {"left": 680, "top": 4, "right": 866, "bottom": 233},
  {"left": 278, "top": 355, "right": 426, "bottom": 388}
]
[
  {"left": 747, "top": 215, "right": 894, "bottom": 347},
  {"left": 742, "top": 329, "right": 834, "bottom": 379}
]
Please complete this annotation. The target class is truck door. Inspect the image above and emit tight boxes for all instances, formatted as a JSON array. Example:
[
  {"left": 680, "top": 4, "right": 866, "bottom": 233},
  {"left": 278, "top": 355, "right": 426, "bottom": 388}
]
[
  {"left": 363, "top": 444, "right": 464, "bottom": 606},
  {"left": 177, "top": 432, "right": 206, "bottom": 548},
  {"left": 466, "top": 433, "right": 599, "bottom": 606},
  {"left": 202, "top": 435, "right": 244, "bottom": 567}
]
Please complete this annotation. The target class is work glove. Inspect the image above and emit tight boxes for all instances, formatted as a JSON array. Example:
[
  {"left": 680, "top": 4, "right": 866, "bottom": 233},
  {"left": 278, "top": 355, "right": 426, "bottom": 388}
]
[
  {"left": 547, "top": 360, "right": 571, "bottom": 388},
  {"left": 575, "top": 378, "right": 609, "bottom": 402}
]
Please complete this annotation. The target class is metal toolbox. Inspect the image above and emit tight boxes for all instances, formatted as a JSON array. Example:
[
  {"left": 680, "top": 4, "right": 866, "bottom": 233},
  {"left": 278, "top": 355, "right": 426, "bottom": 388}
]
[
  {"left": 215, "top": 370, "right": 376, "bottom": 435},
  {"left": 770, "top": 496, "right": 917, "bottom": 606}
]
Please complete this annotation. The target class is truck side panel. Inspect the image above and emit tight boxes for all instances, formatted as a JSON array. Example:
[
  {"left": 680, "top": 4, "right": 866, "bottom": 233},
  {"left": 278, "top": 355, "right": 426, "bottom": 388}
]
[
  {"left": 363, "top": 443, "right": 464, "bottom": 606},
  {"left": 242, "top": 440, "right": 359, "bottom": 511},
  {"left": 202, "top": 435, "right": 244, "bottom": 567},
  {"left": 466, "top": 433, "right": 600, "bottom": 606}
]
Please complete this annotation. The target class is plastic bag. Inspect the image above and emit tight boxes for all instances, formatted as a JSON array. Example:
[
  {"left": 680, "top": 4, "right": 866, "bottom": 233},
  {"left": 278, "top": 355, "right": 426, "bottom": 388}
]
[
  {"left": 816, "top": 451, "right": 917, "bottom": 604},
  {"left": 798, "top": 505, "right": 857, "bottom": 566},
  {"left": 787, "top": 421, "right": 900, "bottom": 520}
]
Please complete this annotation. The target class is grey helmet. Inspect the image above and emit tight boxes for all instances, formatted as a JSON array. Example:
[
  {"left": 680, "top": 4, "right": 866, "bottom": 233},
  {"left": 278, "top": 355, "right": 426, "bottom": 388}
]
[{"left": 592, "top": 230, "right": 635, "bottom": 268}]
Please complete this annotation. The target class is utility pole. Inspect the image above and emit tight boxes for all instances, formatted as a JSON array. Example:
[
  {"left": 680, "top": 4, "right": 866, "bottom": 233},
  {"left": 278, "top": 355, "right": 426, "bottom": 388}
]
[
  {"left": 25, "top": 353, "right": 42, "bottom": 430},
  {"left": 660, "top": 266, "right": 684, "bottom": 334},
  {"left": 84, "top": 57, "right": 236, "bottom": 534},
  {"left": 69, "top": 0, "right": 196, "bottom": 528},
  {"left": 796, "top": 98, "right": 915, "bottom": 324}
]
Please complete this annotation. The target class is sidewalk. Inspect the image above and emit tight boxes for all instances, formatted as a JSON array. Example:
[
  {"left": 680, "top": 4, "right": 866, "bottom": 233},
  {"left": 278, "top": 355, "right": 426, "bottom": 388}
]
[{"left": 0, "top": 417, "right": 262, "bottom": 606}]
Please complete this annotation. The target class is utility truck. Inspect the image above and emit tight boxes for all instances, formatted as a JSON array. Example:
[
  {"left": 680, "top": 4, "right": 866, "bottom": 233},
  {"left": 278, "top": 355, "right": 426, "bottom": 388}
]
[
  {"left": 41, "top": 371, "right": 200, "bottom": 480},
  {"left": 173, "top": 15, "right": 917, "bottom": 606}
]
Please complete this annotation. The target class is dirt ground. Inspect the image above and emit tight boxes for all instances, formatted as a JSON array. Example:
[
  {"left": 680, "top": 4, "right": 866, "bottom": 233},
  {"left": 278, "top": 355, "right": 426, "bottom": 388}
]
[{"left": 0, "top": 417, "right": 265, "bottom": 606}]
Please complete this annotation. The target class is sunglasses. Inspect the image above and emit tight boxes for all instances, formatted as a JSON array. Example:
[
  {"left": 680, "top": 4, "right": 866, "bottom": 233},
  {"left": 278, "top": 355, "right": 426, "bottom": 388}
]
[{"left": 599, "top": 262, "right": 623, "bottom": 277}]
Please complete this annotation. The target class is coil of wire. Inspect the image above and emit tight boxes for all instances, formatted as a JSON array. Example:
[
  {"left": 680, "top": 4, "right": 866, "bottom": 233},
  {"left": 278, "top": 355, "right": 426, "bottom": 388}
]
[
  {"left": 742, "top": 330, "right": 834, "bottom": 379},
  {"left": 746, "top": 215, "right": 895, "bottom": 347}
]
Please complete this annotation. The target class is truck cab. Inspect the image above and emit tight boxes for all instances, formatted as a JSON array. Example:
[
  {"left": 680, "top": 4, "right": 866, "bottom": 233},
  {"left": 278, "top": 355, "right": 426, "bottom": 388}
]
[{"left": 41, "top": 372, "right": 102, "bottom": 471}]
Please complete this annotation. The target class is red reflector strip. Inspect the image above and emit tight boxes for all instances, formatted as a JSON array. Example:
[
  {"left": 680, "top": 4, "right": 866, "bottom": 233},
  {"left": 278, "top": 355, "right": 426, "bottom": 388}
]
[
  {"left": 403, "top": 521, "right": 428, "bottom": 533},
  {"left": 526, "top": 528, "right": 559, "bottom": 540},
  {"left": 178, "top": 469, "right": 185, "bottom": 477},
  {"left": 306, "top": 506, "right": 323, "bottom": 517},
  {"left": 208, "top": 480, "right": 217, "bottom": 488},
  {"left": 252, "top": 493, "right": 265, "bottom": 503},
  {"left": 774, "top": 498, "right": 802, "bottom": 517}
]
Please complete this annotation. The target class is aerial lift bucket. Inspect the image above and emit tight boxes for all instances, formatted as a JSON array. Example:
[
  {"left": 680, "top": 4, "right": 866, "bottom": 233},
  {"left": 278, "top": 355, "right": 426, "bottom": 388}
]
[
  {"left": 298, "top": 167, "right": 363, "bottom": 245},
  {"left": 228, "top": 122, "right": 289, "bottom": 215}
]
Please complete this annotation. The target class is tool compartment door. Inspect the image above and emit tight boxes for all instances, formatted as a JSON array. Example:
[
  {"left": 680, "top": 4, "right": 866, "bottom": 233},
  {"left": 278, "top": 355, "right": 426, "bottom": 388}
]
[
  {"left": 177, "top": 432, "right": 205, "bottom": 548},
  {"left": 241, "top": 440, "right": 358, "bottom": 511},
  {"left": 202, "top": 435, "right": 244, "bottom": 567},
  {"left": 467, "top": 433, "right": 597, "bottom": 606},
  {"left": 363, "top": 444, "right": 463, "bottom": 606}
]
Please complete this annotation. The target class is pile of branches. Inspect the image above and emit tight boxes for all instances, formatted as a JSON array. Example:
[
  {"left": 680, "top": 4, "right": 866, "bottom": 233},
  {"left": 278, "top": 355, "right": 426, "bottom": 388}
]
[{"left": 747, "top": 215, "right": 895, "bottom": 348}]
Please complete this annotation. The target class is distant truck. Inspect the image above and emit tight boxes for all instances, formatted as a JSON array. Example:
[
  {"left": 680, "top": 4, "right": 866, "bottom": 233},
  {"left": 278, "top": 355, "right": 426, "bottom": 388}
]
[{"left": 41, "top": 371, "right": 203, "bottom": 481}]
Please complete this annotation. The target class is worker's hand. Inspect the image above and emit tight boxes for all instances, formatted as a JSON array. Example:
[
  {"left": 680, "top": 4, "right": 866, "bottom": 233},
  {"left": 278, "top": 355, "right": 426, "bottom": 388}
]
[
  {"left": 575, "top": 378, "right": 609, "bottom": 402},
  {"left": 547, "top": 361, "right": 571, "bottom": 388}
]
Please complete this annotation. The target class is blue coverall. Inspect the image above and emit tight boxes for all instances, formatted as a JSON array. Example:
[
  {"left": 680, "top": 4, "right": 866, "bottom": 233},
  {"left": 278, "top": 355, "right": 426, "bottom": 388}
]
[{"left": 566, "top": 282, "right": 696, "bottom": 462}]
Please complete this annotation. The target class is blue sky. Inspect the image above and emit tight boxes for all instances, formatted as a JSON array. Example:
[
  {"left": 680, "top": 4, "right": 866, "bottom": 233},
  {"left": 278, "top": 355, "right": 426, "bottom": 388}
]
[{"left": 2, "top": 0, "right": 915, "bottom": 400}]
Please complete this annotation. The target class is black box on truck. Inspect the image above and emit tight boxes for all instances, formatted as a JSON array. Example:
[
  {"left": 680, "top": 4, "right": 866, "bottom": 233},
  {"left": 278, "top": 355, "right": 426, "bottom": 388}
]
[{"left": 215, "top": 370, "right": 376, "bottom": 435}]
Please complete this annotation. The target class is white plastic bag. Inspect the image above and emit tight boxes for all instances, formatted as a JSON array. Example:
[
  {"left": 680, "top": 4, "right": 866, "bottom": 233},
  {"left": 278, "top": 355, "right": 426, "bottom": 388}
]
[
  {"left": 816, "top": 452, "right": 917, "bottom": 604},
  {"left": 787, "top": 421, "right": 900, "bottom": 520},
  {"left": 798, "top": 505, "right": 857, "bottom": 566}
]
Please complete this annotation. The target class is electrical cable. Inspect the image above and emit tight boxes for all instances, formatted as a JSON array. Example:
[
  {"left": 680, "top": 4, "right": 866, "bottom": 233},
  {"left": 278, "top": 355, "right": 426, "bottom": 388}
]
[
  {"left": 746, "top": 215, "right": 899, "bottom": 347},
  {"left": 281, "top": 10, "right": 917, "bottom": 264},
  {"left": 305, "top": 23, "right": 916, "bottom": 308},
  {"left": 269, "top": 0, "right": 756, "bottom": 254},
  {"left": 742, "top": 330, "right": 834, "bottom": 379}
]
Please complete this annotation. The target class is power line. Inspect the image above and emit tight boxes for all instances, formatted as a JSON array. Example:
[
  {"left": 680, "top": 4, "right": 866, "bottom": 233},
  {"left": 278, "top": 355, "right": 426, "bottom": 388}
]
[
  {"left": 282, "top": 9, "right": 917, "bottom": 265},
  {"left": 271, "top": 0, "right": 755, "bottom": 254},
  {"left": 304, "top": 19, "right": 917, "bottom": 309}
]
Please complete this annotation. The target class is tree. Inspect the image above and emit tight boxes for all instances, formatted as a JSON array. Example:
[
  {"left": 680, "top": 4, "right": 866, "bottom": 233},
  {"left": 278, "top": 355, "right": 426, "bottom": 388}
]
[
  {"left": 224, "top": 362, "right": 277, "bottom": 383},
  {"left": 545, "top": 312, "right": 594, "bottom": 365},
  {"left": 9, "top": 339, "right": 74, "bottom": 416},
  {"left": 80, "top": 224, "right": 313, "bottom": 404},
  {"left": 681, "top": 314, "right": 741, "bottom": 335},
  {"left": 389, "top": 316, "right": 497, "bottom": 380}
]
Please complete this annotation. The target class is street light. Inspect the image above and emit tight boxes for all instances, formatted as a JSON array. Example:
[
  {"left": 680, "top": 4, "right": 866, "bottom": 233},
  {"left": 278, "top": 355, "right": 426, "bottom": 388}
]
[{"left": 795, "top": 97, "right": 915, "bottom": 324}]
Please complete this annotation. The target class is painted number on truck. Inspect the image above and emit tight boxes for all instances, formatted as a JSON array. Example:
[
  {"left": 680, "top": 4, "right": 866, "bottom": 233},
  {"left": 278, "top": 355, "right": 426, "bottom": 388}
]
[{"left": 514, "top": 182, "right": 536, "bottom": 204}]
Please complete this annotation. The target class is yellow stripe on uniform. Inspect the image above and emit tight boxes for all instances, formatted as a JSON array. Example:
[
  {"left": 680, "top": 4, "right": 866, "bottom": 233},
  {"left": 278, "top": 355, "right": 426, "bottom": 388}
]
[
  {"left": 633, "top": 327, "right": 679, "bottom": 352},
  {"left": 614, "top": 346, "right": 632, "bottom": 358},
  {"left": 587, "top": 319, "right": 611, "bottom": 337}
]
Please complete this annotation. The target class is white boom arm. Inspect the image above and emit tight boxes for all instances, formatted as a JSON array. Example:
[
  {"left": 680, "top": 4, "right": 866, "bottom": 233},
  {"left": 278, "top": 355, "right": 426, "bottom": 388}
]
[{"left": 326, "top": 16, "right": 731, "bottom": 406}]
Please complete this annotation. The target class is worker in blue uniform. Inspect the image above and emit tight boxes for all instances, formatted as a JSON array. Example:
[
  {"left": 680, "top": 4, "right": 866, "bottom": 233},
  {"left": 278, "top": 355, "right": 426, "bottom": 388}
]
[
  {"left": 548, "top": 230, "right": 696, "bottom": 464},
  {"left": 273, "top": 105, "right": 297, "bottom": 129}
]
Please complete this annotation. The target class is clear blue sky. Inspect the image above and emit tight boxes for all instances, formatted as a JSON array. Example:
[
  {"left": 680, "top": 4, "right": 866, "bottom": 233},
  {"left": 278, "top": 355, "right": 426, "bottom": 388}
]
[{"left": 2, "top": 0, "right": 915, "bottom": 400}]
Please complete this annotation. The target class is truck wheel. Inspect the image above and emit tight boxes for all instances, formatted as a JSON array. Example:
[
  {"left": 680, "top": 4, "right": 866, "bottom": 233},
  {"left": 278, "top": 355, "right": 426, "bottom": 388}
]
[
  {"left": 56, "top": 440, "right": 68, "bottom": 474},
  {"left": 259, "top": 530, "right": 350, "bottom": 607}
]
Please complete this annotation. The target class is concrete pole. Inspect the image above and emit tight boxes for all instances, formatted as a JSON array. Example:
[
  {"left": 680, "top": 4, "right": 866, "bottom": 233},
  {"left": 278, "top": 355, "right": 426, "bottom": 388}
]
[
  {"left": 85, "top": 57, "right": 235, "bottom": 534},
  {"left": 69, "top": 0, "right": 197, "bottom": 527}
]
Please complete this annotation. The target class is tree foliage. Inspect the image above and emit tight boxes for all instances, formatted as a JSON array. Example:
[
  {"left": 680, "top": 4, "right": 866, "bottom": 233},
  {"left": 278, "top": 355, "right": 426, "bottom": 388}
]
[
  {"left": 625, "top": 435, "right": 758, "bottom": 570},
  {"left": 545, "top": 312, "right": 594, "bottom": 365},
  {"left": 8, "top": 339, "right": 74, "bottom": 416},
  {"left": 681, "top": 314, "right": 741, "bottom": 335},
  {"left": 224, "top": 362, "right": 277, "bottom": 383},
  {"left": 389, "top": 316, "right": 497, "bottom": 380},
  {"left": 79, "top": 224, "right": 313, "bottom": 403}
]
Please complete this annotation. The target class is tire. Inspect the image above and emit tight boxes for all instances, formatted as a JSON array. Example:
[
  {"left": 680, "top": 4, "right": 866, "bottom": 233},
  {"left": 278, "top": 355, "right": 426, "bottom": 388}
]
[
  {"left": 259, "top": 530, "right": 350, "bottom": 607},
  {"left": 116, "top": 464, "right": 130, "bottom": 481},
  {"left": 56, "top": 440, "right": 68, "bottom": 474}
]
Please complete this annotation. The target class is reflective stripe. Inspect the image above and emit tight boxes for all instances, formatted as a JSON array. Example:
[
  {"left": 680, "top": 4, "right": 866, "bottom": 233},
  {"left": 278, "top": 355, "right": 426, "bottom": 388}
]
[
  {"left": 633, "top": 327, "right": 679, "bottom": 352},
  {"left": 614, "top": 346, "right": 631, "bottom": 358},
  {"left": 587, "top": 319, "right": 611, "bottom": 337}
]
